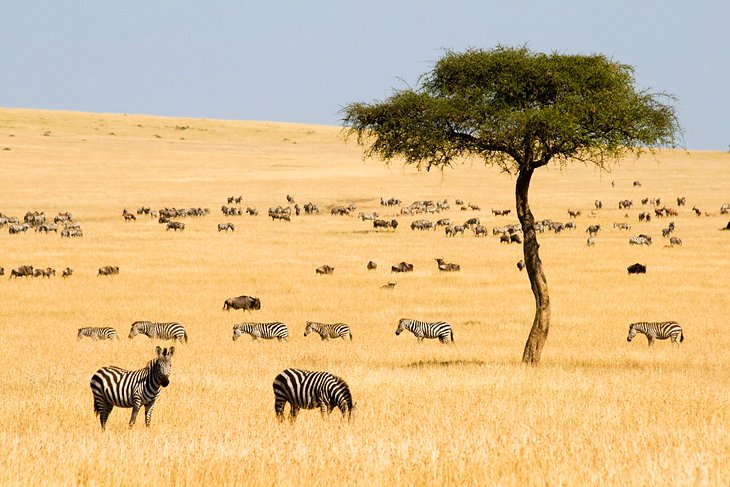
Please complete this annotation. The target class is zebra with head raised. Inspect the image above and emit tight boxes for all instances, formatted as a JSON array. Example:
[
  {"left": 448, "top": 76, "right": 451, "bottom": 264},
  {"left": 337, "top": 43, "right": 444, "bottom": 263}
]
[
  {"left": 627, "top": 321, "right": 684, "bottom": 347},
  {"left": 395, "top": 318, "right": 454, "bottom": 343},
  {"left": 233, "top": 322, "right": 289, "bottom": 341},
  {"left": 273, "top": 368, "right": 353, "bottom": 422},
  {"left": 128, "top": 321, "right": 188, "bottom": 343},
  {"left": 90, "top": 346, "right": 174, "bottom": 430},
  {"left": 304, "top": 321, "right": 352, "bottom": 341},
  {"left": 78, "top": 327, "right": 119, "bottom": 340}
]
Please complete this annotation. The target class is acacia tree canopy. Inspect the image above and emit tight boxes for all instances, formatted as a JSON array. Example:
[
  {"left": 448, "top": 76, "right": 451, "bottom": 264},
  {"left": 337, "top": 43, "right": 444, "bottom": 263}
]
[
  {"left": 343, "top": 46, "right": 681, "bottom": 365},
  {"left": 344, "top": 46, "right": 681, "bottom": 173}
]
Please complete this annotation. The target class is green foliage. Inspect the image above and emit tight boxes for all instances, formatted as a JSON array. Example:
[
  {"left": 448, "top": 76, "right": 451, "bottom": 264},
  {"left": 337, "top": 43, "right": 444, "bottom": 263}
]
[{"left": 343, "top": 46, "right": 681, "bottom": 173}]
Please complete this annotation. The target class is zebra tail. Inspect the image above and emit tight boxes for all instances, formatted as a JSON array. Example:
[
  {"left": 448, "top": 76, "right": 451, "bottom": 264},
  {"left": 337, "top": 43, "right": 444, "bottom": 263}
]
[
  {"left": 680, "top": 331, "right": 684, "bottom": 342},
  {"left": 451, "top": 329, "right": 454, "bottom": 342},
  {"left": 184, "top": 331, "right": 189, "bottom": 343}
]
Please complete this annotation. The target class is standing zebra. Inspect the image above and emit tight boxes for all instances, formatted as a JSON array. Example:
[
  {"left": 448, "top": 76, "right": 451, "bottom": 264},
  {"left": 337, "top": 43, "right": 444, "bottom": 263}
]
[
  {"left": 304, "top": 321, "right": 353, "bottom": 341},
  {"left": 90, "top": 346, "right": 175, "bottom": 430},
  {"left": 78, "top": 327, "right": 119, "bottom": 340},
  {"left": 273, "top": 368, "right": 353, "bottom": 421},
  {"left": 233, "top": 322, "right": 289, "bottom": 341},
  {"left": 627, "top": 321, "right": 684, "bottom": 347},
  {"left": 128, "top": 321, "right": 188, "bottom": 343},
  {"left": 395, "top": 318, "right": 454, "bottom": 343}
]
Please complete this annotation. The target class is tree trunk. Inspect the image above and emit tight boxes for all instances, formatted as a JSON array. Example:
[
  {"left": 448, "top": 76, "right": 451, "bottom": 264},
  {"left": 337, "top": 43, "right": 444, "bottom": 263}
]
[{"left": 515, "top": 166, "right": 551, "bottom": 365}]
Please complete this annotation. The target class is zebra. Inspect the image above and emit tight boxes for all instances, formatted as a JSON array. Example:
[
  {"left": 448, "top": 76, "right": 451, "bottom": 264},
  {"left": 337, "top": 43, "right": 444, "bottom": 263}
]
[
  {"left": 128, "top": 321, "right": 188, "bottom": 343},
  {"left": 90, "top": 346, "right": 174, "bottom": 430},
  {"left": 304, "top": 321, "right": 352, "bottom": 341},
  {"left": 78, "top": 327, "right": 119, "bottom": 340},
  {"left": 627, "top": 321, "right": 684, "bottom": 347},
  {"left": 395, "top": 318, "right": 454, "bottom": 343},
  {"left": 273, "top": 368, "right": 353, "bottom": 421},
  {"left": 232, "top": 322, "right": 289, "bottom": 341}
]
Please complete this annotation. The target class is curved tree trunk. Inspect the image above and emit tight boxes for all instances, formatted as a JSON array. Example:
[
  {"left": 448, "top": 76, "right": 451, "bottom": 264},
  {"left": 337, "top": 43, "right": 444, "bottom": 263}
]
[{"left": 515, "top": 166, "right": 551, "bottom": 365}]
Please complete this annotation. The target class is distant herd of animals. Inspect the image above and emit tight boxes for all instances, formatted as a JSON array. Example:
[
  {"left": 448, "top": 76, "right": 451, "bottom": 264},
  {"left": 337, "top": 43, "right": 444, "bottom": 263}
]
[{"left": 3, "top": 187, "right": 723, "bottom": 429}]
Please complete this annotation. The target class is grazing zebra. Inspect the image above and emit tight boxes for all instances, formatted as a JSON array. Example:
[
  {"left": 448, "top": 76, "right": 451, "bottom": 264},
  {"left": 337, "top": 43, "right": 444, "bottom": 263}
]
[
  {"left": 395, "top": 318, "right": 454, "bottom": 343},
  {"left": 90, "top": 346, "right": 175, "bottom": 430},
  {"left": 128, "top": 321, "right": 188, "bottom": 343},
  {"left": 232, "top": 322, "right": 289, "bottom": 341},
  {"left": 304, "top": 321, "right": 352, "bottom": 341},
  {"left": 627, "top": 321, "right": 684, "bottom": 347},
  {"left": 78, "top": 327, "right": 119, "bottom": 340},
  {"left": 273, "top": 368, "right": 353, "bottom": 421}
]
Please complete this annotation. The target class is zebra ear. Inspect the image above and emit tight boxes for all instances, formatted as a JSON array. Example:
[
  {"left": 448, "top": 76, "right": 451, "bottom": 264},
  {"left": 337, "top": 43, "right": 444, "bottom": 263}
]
[
  {"left": 156, "top": 345, "right": 162, "bottom": 356},
  {"left": 168, "top": 346, "right": 175, "bottom": 357}
]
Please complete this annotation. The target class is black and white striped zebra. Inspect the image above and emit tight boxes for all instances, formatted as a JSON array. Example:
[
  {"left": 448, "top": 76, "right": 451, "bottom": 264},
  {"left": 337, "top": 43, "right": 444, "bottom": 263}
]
[
  {"left": 78, "top": 327, "right": 118, "bottom": 340},
  {"left": 90, "top": 346, "right": 175, "bottom": 430},
  {"left": 304, "top": 321, "right": 353, "bottom": 341},
  {"left": 627, "top": 321, "right": 684, "bottom": 347},
  {"left": 273, "top": 368, "right": 353, "bottom": 421},
  {"left": 232, "top": 322, "right": 289, "bottom": 341},
  {"left": 128, "top": 321, "right": 188, "bottom": 343},
  {"left": 395, "top": 318, "right": 454, "bottom": 343}
]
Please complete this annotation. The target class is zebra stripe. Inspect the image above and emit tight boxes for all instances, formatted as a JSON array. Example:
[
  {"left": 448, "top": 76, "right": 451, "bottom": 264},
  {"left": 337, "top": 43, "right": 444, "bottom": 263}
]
[
  {"left": 304, "top": 321, "right": 352, "bottom": 341},
  {"left": 395, "top": 318, "right": 454, "bottom": 343},
  {"left": 128, "top": 321, "right": 188, "bottom": 343},
  {"left": 232, "top": 322, "right": 289, "bottom": 341},
  {"left": 627, "top": 321, "right": 684, "bottom": 346},
  {"left": 273, "top": 368, "right": 353, "bottom": 421},
  {"left": 78, "top": 327, "right": 118, "bottom": 340},
  {"left": 90, "top": 346, "right": 174, "bottom": 430}
]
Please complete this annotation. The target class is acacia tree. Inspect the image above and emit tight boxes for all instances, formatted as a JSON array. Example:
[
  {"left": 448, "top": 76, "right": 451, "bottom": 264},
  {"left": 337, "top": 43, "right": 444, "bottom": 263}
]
[{"left": 343, "top": 46, "right": 681, "bottom": 365}]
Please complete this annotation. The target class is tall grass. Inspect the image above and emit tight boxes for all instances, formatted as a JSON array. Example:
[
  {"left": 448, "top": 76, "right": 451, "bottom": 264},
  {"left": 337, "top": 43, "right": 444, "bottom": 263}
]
[{"left": 0, "top": 108, "right": 728, "bottom": 485}]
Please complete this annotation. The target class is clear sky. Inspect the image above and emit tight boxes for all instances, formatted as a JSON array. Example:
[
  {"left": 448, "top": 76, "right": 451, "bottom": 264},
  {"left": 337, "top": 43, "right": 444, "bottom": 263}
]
[{"left": 2, "top": 1, "right": 728, "bottom": 150}]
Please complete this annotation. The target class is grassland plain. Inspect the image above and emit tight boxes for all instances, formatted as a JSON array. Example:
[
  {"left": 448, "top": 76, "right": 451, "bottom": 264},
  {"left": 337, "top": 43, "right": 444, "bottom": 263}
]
[{"left": 0, "top": 108, "right": 728, "bottom": 486}]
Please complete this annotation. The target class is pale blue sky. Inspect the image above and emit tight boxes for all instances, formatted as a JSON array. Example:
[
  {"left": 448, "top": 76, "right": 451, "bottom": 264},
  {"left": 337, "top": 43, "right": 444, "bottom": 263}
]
[{"left": 2, "top": 1, "right": 728, "bottom": 150}]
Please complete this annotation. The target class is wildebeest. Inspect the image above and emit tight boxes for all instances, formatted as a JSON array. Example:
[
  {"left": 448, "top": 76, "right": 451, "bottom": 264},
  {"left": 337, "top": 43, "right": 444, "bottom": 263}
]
[
  {"left": 367, "top": 261, "right": 377, "bottom": 270},
  {"left": 586, "top": 224, "right": 601, "bottom": 236},
  {"left": 627, "top": 263, "right": 647, "bottom": 274},
  {"left": 568, "top": 209, "right": 581, "bottom": 218},
  {"left": 315, "top": 265, "right": 334, "bottom": 275},
  {"left": 98, "top": 266, "right": 119, "bottom": 276},
  {"left": 10, "top": 265, "right": 34, "bottom": 278},
  {"left": 669, "top": 236, "right": 682, "bottom": 246},
  {"left": 41, "top": 267, "right": 55, "bottom": 278},
  {"left": 62, "top": 267, "right": 73, "bottom": 278},
  {"left": 516, "top": 260, "right": 525, "bottom": 271},
  {"left": 223, "top": 295, "right": 261, "bottom": 311},
  {"left": 435, "top": 258, "right": 460, "bottom": 272},
  {"left": 166, "top": 221, "right": 185, "bottom": 231},
  {"left": 391, "top": 262, "right": 413, "bottom": 273},
  {"left": 217, "top": 222, "right": 235, "bottom": 232}
]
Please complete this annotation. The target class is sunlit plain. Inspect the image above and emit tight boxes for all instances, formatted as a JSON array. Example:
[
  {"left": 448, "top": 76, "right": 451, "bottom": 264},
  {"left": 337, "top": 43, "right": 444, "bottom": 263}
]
[{"left": 0, "top": 108, "right": 728, "bottom": 486}]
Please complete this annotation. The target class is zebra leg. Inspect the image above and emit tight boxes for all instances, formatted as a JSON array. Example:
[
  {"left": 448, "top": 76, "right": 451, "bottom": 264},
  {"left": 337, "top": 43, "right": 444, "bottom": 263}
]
[
  {"left": 144, "top": 402, "right": 155, "bottom": 427},
  {"left": 289, "top": 406, "right": 299, "bottom": 422},
  {"left": 275, "top": 399, "right": 286, "bottom": 421},
  {"left": 647, "top": 336, "right": 655, "bottom": 347},
  {"left": 97, "top": 404, "right": 112, "bottom": 430},
  {"left": 129, "top": 406, "right": 141, "bottom": 428}
]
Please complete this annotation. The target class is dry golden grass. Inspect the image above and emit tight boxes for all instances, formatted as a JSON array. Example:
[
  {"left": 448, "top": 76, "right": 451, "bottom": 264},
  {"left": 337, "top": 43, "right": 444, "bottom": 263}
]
[{"left": 1, "top": 108, "right": 729, "bottom": 486}]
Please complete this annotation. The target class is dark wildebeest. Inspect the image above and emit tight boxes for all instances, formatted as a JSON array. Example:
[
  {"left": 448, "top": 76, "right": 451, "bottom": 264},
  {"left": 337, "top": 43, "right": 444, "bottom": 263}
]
[
  {"left": 62, "top": 267, "right": 73, "bottom": 278},
  {"left": 367, "top": 261, "right": 377, "bottom": 270},
  {"left": 98, "top": 266, "right": 119, "bottom": 276},
  {"left": 315, "top": 265, "right": 334, "bottom": 275},
  {"left": 627, "top": 263, "right": 647, "bottom": 274},
  {"left": 391, "top": 262, "right": 413, "bottom": 273},
  {"left": 10, "top": 265, "right": 34, "bottom": 278},
  {"left": 223, "top": 295, "right": 261, "bottom": 311}
]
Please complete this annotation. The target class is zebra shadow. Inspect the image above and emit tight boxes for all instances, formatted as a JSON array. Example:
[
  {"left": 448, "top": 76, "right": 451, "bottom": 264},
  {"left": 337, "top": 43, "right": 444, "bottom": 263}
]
[{"left": 404, "top": 359, "right": 492, "bottom": 368}]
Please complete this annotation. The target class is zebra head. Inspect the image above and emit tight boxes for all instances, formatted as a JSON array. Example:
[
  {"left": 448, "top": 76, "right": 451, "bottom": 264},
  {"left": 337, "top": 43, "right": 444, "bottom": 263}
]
[
  {"left": 232, "top": 325, "right": 244, "bottom": 341},
  {"left": 128, "top": 321, "right": 144, "bottom": 338},
  {"left": 395, "top": 318, "right": 410, "bottom": 336},
  {"left": 153, "top": 346, "right": 174, "bottom": 387},
  {"left": 627, "top": 324, "right": 638, "bottom": 342},
  {"left": 304, "top": 321, "right": 314, "bottom": 337}
]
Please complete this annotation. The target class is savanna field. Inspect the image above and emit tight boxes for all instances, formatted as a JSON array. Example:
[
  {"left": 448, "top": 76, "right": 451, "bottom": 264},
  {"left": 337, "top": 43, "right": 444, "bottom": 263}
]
[{"left": 1, "top": 108, "right": 728, "bottom": 486}]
